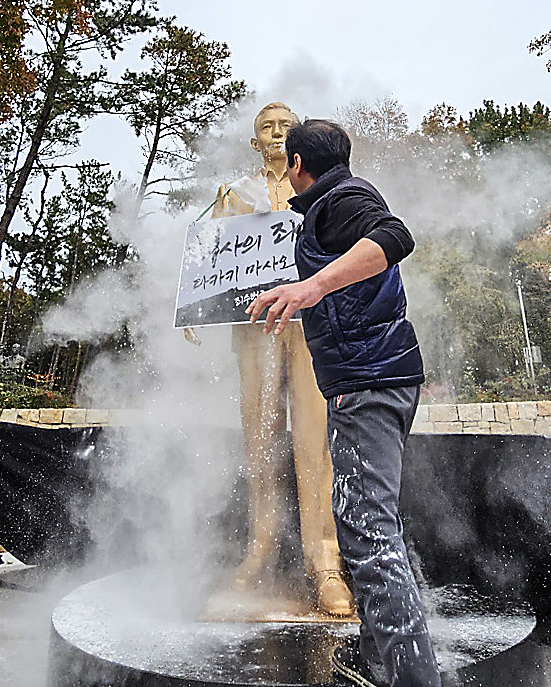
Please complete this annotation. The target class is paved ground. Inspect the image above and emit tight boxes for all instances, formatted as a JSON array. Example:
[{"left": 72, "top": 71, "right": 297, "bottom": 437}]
[
  {"left": 0, "top": 569, "right": 87, "bottom": 687},
  {"left": 1, "top": 585, "right": 50, "bottom": 686}
]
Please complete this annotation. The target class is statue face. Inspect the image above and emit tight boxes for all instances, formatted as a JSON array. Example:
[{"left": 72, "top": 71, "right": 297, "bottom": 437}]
[{"left": 251, "top": 107, "right": 298, "bottom": 162}]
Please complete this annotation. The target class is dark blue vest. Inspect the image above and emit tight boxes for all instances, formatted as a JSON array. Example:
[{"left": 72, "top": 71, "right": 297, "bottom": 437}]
[{"left": 295, "top": 176, "right": 424, "bottom": 399}]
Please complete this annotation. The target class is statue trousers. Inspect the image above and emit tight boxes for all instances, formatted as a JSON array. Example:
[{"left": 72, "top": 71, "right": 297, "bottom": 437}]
[{"left": 235, "top": 321, "right": 341, "bottom": 574}]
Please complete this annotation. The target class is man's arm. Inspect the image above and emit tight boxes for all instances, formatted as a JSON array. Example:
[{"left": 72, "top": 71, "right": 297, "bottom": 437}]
[
  {"left": 318, "top": 190, "right": 414, "bottom": 264},
  {"left": 246, "top": 237, "right": 388, "bottom": 335}
]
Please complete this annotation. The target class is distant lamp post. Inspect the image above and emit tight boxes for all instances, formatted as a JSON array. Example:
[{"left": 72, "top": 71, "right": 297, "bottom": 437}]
[
  {"left": 525, "top": 345, "right": 542, "bottom": 365},
  {"left": 516, "top": 279, "right": 538, "bottom": 388}
]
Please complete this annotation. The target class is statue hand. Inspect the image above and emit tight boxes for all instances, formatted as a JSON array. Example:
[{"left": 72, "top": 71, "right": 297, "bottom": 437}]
[{"left": 184, "top": 327, "right": 201, "bottom": 346}]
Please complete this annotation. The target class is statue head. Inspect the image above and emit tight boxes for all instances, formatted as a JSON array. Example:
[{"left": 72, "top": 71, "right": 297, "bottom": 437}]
[{"left": 251, "top": 102, "right": 299, "bottom": 164}]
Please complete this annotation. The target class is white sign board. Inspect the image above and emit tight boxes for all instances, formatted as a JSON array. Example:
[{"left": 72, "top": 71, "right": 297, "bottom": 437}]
[{"left": 174, "top": 210, "right": 302, "bottom": 327}]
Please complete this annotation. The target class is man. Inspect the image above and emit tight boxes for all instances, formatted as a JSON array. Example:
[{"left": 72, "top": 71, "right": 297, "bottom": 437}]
[
  {"left": 213, "top": 103, "right": 354, "bottom": 617},
  {"left": 246, "top": 119, "right": 441, "bottom": 687}
]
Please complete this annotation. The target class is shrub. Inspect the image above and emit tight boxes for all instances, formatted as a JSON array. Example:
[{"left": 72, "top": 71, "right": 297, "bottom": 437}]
[{"left": 0, "top": 382, "right": 75, "bottom": 409}]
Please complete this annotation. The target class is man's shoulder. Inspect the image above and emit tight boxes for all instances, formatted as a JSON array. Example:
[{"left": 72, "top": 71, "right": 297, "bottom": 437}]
[
  {"left": 335, "top": 175, "right": 380, "bottom": 195},
  {"left": 322, "top": 177, "right": 384, "bottom": 209}
]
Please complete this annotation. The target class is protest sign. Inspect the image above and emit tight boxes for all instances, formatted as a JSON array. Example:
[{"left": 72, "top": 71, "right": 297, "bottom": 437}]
[{"left": 174, "top": 210, "right": 301, "bottom": 327}]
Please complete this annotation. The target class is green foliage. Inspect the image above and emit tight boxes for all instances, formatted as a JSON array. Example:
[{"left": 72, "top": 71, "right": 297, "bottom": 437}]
[
  {"left": 58, "top": 162, "right": 118, "bottom": 290},
  {"left": 107, "top": 19, "right": 246, "bottom": 215},
  {"left": 457, "top": 368, "right": 551, "bottom": 403},
  {"left": 3, "top": 16, "right": 549, "bottom": 408},
  {"left": 0, "top": 159, "right": 119, "bottom": 400},
  {"left": 513, "top": 220, "right": 551, "bottom": 366},
  {"left": 0, "top": 380, "right": 75, "bottom": 408},
  {"left": 467, "top": 100, "right": 551, "bottom": 154},
  {"left": 0, "top": 4, "right": 248, "bottom": 399},
  {"left": 410, "top": 215, "right": 551, "bottom": 402},
  {"left": 7, "top": 160, "right": 118, "bottom": 302},
  {"left": 0, "top": 278, "right": 33, "bottom": 347},
  {"left": 403, "top": 98, "right": 551, "bottom": 400},
  {"left": 0, "top": 0, "right": 160, "bottom": 255},
  {"left": 528, "top": 29, "right": 551, "bottom": 72},
  {"left": 409, "top": 237, "right": 525, "bottom": 392},
  {"left": 334, "top": 95, "right": 551, "bottom": 401},
  {"left": 0, "top": 0, "right": 36, "bottom": 121}
]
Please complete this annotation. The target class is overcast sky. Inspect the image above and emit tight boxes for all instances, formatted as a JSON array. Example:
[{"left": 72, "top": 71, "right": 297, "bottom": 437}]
[
  {"left": 170, "top": 0, "right": 550, "bottom": 122},
  {"left": 80, "top": 0, "right": 551, "bottom": 182}
]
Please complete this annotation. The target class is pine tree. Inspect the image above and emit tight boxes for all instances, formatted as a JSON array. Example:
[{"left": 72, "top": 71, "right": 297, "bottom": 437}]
[
  {"left": 0, "top": 0, "right": 158, "bottom": 257},
  {"left": 106, "top": 19, "right": 246, "bottom": 261}
]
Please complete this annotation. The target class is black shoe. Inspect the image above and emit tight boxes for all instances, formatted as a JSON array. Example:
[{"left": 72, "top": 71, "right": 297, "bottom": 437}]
[{"left": 332, "top": 640, "right": 388, "bottom": 687}]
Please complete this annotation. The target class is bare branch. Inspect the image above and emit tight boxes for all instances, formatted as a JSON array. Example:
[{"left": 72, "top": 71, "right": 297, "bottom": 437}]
[
  {"left": 38, "top": 162, "right": 110, "bottom": 171},
  {"left": 146, "top": 177, "right": 184, "bottom": 186}
]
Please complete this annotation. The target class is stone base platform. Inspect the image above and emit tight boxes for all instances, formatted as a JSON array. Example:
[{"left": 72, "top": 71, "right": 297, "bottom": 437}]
[{"left": 47, "top": 570, "right": 547, "bottom": 687}]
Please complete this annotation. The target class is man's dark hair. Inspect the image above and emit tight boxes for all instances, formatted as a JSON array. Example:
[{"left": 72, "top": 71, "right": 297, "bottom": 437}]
[{"left": 285, "top": 119, "right": 351, "bottom": 179}]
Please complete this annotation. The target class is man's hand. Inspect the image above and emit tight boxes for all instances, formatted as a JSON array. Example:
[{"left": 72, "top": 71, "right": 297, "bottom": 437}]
[
  {"left": 246, "top": 239, "right": 388, "bottom": 336},
  {"left": 245, "top": 278, "right": 324, "bottom": 335}
]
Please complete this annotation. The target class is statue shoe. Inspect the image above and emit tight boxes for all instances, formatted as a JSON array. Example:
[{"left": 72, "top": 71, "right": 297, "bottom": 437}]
[
  {"left": 314, "top": 570, "right": 355, "bottom": 617},
  {"left": 232, "top": 550, "right": 275, "bottom": 591},
  {"left": 232, "top": 557, "right": 263, "bottom": 590}
]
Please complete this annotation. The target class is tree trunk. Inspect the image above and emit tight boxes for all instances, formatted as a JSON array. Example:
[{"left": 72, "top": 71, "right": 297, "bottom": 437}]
[
  {"left": 25, "top": 264, "right": 46, "bottom": 360},
  {"left": 0, "top": 266, "right": 24, "bottom": 349},
  {"left": 0, "top": 20, "right": 71, "bottom": 257},
  {"left": 1, "top": 172, "right": 50, "bottom": 348},
  {"left": 66, "top": 226, "right": 83, "bottom": 296},
  {"left": 115, "top": 90, "right": 165, "bottom": 267},
  {"left": 61, "top": 342, "right": 75, "bottom": 389},
  {"left": 48, "top": 344, "right": 61, "bottom": 390},
  {"left": 69, "top": 341, "right": 87, "bottom": 397}
]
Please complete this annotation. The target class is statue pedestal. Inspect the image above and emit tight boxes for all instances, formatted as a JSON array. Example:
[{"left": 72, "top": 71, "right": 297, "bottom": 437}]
[{"left": 47, "top": 570, "right": 537, "bottom": 687}]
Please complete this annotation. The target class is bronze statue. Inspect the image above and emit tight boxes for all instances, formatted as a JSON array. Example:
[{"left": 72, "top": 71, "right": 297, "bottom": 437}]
[
  {"left": 212, "top": 103, "right": 354, "bottom": 616},
  {"left": 0, "top": 343, "right": 26, "bottom": 382}
]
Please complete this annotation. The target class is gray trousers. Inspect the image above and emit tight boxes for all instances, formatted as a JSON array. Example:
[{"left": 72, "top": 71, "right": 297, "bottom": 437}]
[{"left": 327, "top": 386, "right": 441, "bottom": 687}]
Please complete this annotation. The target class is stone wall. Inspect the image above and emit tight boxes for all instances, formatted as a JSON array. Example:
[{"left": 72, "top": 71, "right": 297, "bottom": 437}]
[
  {"left": 0, "top": 407, "right": 136, "bottom": 428},
  {"left": 1, "top": 401, "right": 551, "bottom": 434},
  {"left": 411, "top": 400, "right": 551, "bottom": 435}
]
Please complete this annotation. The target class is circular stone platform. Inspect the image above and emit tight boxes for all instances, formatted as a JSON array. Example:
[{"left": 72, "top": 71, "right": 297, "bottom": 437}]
[{"left": 48, "top": 571, "right": 536, "bottom": 687}]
